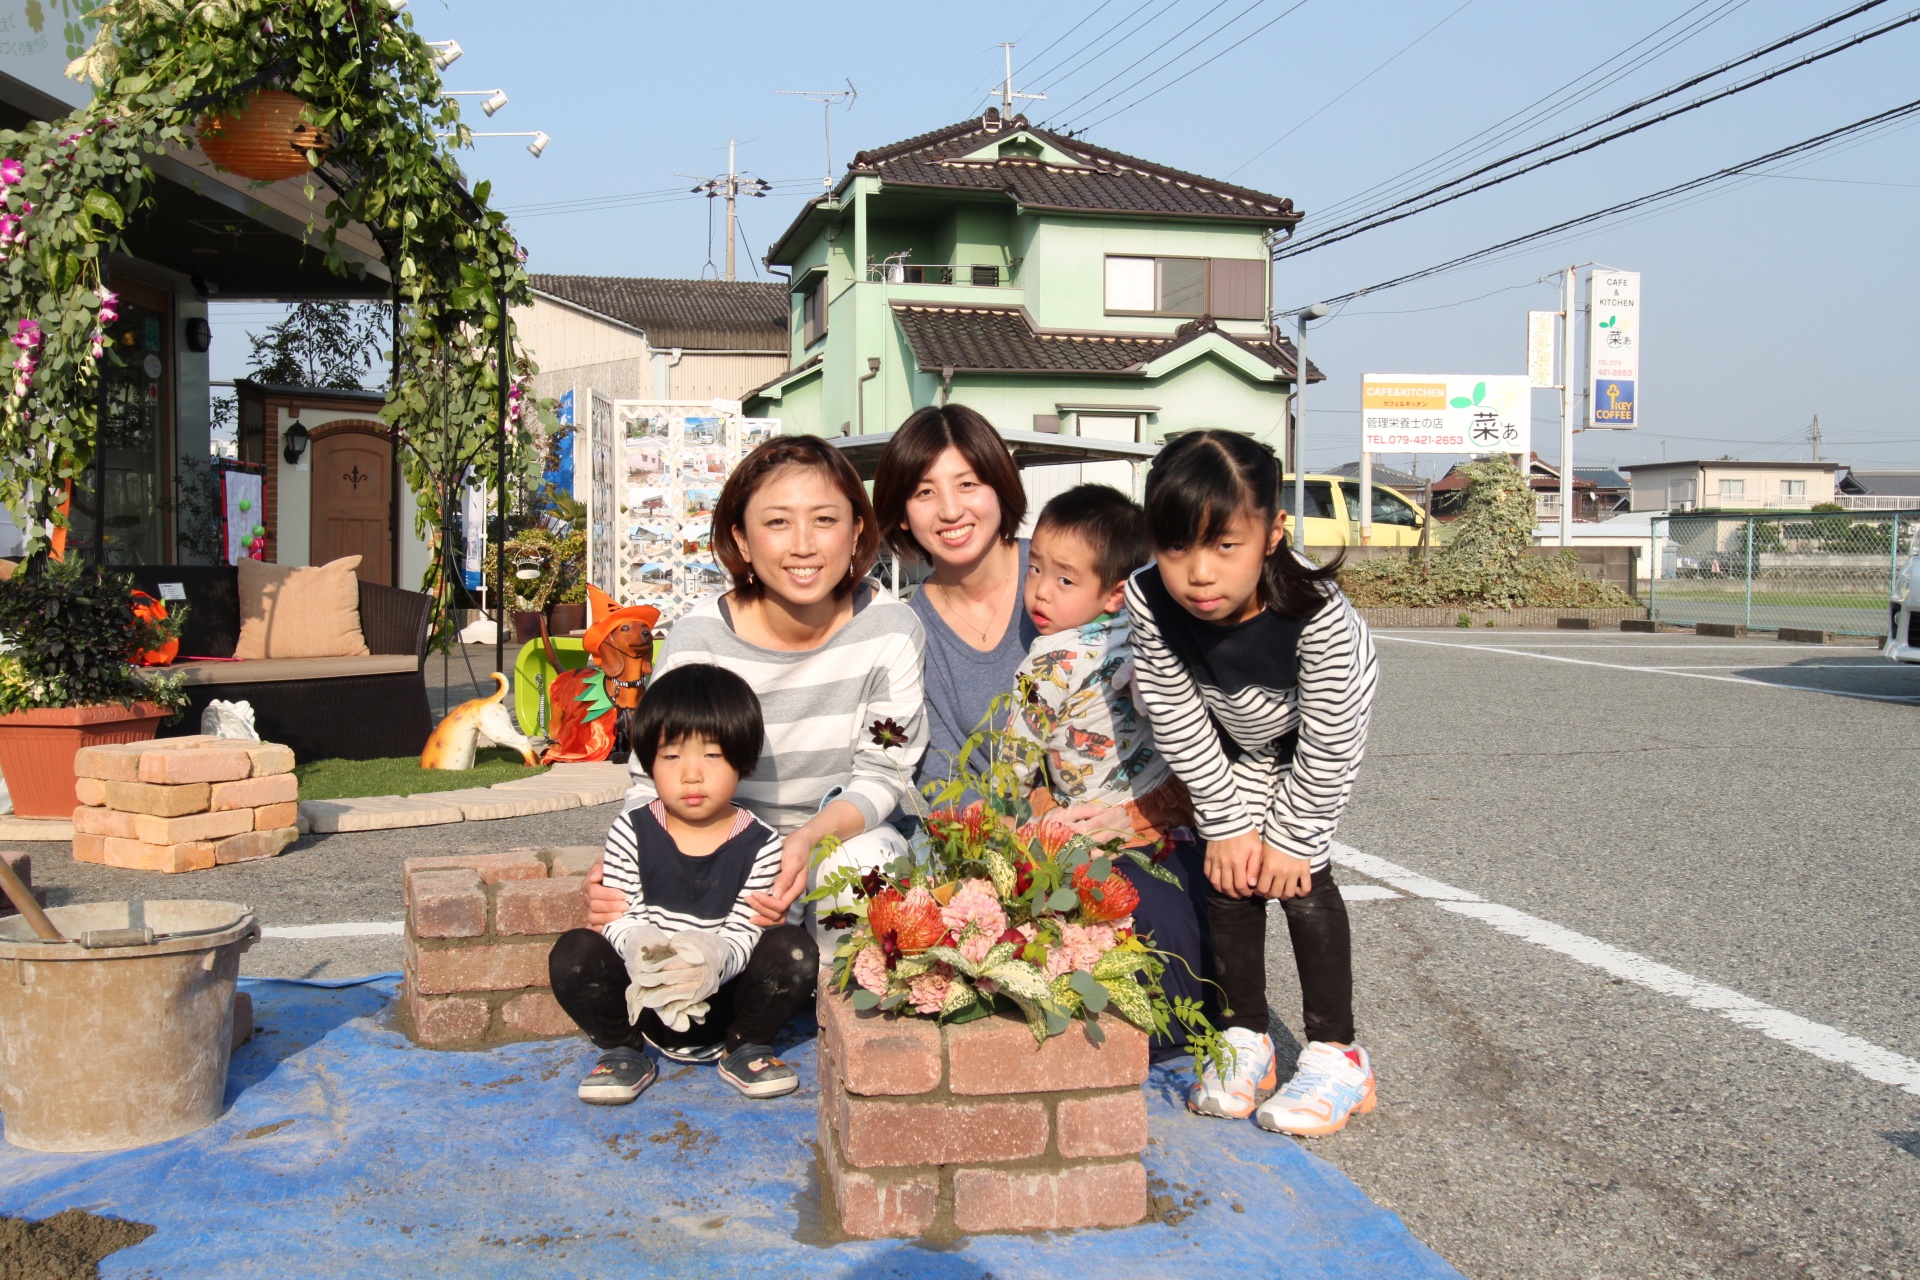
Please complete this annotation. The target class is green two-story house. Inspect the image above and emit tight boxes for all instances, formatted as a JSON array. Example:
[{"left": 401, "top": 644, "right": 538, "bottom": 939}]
[{"left": 743, "top": 110, "right": 1316, "bottom": 497}]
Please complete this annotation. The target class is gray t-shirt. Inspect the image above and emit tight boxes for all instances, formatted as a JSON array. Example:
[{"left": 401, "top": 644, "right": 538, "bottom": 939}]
[{"left": 906, "top": 541, "right": 1039, "bottom": 806}]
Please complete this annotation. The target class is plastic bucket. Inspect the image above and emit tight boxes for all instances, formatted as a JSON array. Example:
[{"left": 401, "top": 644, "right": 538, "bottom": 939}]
[{"left": 0, "top": 900, "right": 259, "bottom": 1152}]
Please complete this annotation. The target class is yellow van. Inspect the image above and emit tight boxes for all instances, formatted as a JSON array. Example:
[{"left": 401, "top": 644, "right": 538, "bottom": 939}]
[{"left": 1281, "top": 474, "right": 1429, "bottom": 547}]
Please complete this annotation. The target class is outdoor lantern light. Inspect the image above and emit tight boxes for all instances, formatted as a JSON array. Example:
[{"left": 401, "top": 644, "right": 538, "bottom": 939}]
[
  {"left": 184, "top": 317, "right": 212, "bottom": 353},
  {"left": 282, "top": 420, "right": 310, "bottom": 466},
  {"left": 429, "top": 40, "right": 462, "bottom": 70}
]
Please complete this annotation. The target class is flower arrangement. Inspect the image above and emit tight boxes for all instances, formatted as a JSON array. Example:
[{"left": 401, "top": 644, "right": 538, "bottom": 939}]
[
  {"left": 0, "top": 557, "right": 186, "bottom": 716},
  {"left": 816, "top": 710, "right": 1224, "bottom": 1070}
]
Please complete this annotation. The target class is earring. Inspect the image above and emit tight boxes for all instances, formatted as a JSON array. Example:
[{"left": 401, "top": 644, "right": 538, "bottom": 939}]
[
  {"left": 746, "top": 568, "right": 755, "bottom": 585},
  {"left": 847, "top": 562, "right": 855, "bottom": 580}
]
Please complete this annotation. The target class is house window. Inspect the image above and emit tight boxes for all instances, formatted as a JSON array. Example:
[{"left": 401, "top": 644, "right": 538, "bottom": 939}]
[
  {"left": 1780, "top": 479, "right": 1807, "bottom": 498},
  {"left": 1717, "top": 478, "right": 1746, "bottom": 501},
  {"left": 1103, "top": 256, "right": 1267, "bottom": 319},
  {"left": 800, "top": 276, "right": 828, "bottom": 348}
]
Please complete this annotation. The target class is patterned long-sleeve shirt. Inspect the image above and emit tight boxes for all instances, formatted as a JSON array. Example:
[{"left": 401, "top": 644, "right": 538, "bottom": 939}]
[
  {"left": 624, "top": 582, "right": 929, "bottom": 834},
  {"left": 1003, "top": 612, "right": 1173, "bottom": 810},
  {"left": 1124, "top": 565, "right": 1377, "bottom": 870},
  {"left": 600, "top": 801, "right": 783, "bottom": 983}
]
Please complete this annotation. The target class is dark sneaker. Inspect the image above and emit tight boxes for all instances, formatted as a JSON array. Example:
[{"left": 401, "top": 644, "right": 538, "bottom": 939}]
[
  {"left": 577, "top": 1047, "right": 656, "bottom": 1105},
  {"left": 718, "top": 1043, "right": 799, "bottom": 1099},
  {"left": 646, "top": 1035, "right": 726, "bottom": 1065}
]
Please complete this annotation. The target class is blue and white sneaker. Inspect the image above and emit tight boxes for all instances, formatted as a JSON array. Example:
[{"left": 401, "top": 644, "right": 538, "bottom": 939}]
[
  {"left": 1255, "top": 1041, "right": 1375, "bottom": 1137},
  {"left": 1187, "top": 1026, "right": 1276, "bottom": 1119}
]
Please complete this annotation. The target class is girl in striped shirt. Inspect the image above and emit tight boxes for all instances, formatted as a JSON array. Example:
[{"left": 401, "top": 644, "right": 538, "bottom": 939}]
[{"left": 1125, "top": 430, "right": 1381, "bottom": 1137}]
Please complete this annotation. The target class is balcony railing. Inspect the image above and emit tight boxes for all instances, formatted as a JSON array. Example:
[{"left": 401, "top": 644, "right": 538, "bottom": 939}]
[
  {"left": 866, "top": 261, "right": 1015, "bottom": 287},
  {"left": 1833, "top": 494, "right": 1920, "bottom": 511}
]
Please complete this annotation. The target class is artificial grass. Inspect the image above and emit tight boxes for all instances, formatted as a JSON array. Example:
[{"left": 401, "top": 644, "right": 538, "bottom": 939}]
[{"left": 294, "top": 748, "right": 548, "bottom": 801}]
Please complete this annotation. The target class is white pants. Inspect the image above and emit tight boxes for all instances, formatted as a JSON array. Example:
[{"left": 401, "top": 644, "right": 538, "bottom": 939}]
[{"left": 803, "top": 824, "right": 910, "bottom": 949}]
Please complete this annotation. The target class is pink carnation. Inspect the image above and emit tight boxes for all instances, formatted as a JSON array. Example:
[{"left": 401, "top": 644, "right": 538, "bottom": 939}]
[
  {"left": 1044, "top": 922, "right": 1117, "bottom": 979},
  {"left": 907, "top": 964, "right": 954, "bottom": 1015},
  {"left": 941, "top": 877, "right": 1007, "bottom": 938},
  {"left": 851, "top": 943, "right": 889, "bottom": 995}
]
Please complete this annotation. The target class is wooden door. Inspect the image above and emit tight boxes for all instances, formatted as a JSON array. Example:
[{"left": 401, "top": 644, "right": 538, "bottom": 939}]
[{"left": 310, "top": 430, "right": 393, "bottom": 584}]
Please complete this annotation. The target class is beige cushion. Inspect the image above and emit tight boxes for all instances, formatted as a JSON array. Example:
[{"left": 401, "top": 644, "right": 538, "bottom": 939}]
[
  {"left": 233, "top": 556, "right": 371, "bottom": 660},
  {"left": 143, "top": 655, "right": 416, "bottom": 687}
]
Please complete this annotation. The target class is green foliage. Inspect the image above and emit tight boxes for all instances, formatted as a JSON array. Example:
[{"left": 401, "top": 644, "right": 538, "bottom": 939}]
[
  {"left": 0, "top": 556, "right": 184, "bottom": 713},
  {"left": 0, "top": 0, "right": 548, "bottom": 650},
  {"left": 1341, "top": 455, "right": 1635, "bottom": 610},
  {"left": 245, "top": 300, "right": 388, "bottom": 389}
]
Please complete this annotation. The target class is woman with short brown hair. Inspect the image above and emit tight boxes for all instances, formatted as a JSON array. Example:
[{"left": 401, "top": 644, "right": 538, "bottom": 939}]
[{"left": 587, "top": 435, "right": 925, "bottom": 949}]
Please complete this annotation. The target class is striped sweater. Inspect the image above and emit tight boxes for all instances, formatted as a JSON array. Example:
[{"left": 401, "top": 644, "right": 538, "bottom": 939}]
[
  {"left": 1124, "top": 565, "right": 1377, "bottom": 870},
  {"left": 600, "top": 802, "right": 782, "bottom": 983},
  {"left": 623, "top": 583, "right": 929, "bottom": 834}
]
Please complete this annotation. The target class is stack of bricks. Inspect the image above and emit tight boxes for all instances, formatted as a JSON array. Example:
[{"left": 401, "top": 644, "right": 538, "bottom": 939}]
[
  {"left": 401, "top": 846, "right": 597, "bottom": 1048},
  {"left": 71, "top": 736, "right": 299, "bottom": 873},
  {"left": 816, "top": 984, "right": 1150, "bottom": 1239}
]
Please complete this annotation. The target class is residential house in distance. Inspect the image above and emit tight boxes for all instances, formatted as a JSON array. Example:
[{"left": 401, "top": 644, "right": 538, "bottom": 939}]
[
  {"left": 1623, "top": 460, "right": 1843, "bottom": 512},
  {"left": 1431, "top": 454, "right": 1599, "bottom": 523},
  {"left": 515, "top": 275, "right": 788, "bottom": 409},
  {"left": 1575, "top": 467, "right": 1630, "bottom": 517},
  {"left": 1836, "top": 469, "right": 1920, "bottom": 511},
  {"left": 743, "top": 109, "right": 1313, "bottom": 509}
]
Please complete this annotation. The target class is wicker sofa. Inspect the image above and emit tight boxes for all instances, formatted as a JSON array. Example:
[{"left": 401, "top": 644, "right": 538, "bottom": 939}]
[{"left": 129, "top": 565, "right": 434, "bottom": 762}]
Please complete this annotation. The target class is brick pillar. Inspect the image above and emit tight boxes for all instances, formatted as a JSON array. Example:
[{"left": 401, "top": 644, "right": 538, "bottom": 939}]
[
  {"left": 262, "top": 401, "right": 279, "bottom": 563},
  {"left": 816, "top": 984, "right": 1149, "bottom": 1239}
]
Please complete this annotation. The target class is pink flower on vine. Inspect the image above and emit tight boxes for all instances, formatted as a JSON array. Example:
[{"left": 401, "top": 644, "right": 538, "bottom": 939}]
[
  {"left": 12, "top": 319, "right": 41, "bottom": 350},
  {"left": 88, "top": 331, "right": 105, "bottom": 360},
  {"left": 96, "top": 290, "right": 117, "bottom": 324},
  {"left": 0, "top": 159, "right": 20, "bottom": 186},
  {"left": 0, "top": 215, "right": 16, "bottom": 245}
]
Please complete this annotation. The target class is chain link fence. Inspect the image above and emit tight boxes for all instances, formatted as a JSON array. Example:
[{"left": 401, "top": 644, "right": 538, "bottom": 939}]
[{"left": 1649, "top": 512, "right": 1919, "bottom": 636}]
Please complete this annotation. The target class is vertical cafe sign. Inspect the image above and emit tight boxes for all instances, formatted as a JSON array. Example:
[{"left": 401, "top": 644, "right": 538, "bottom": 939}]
[{"left": 1587, "top": 271, "right": 1639, "bottom": 429}]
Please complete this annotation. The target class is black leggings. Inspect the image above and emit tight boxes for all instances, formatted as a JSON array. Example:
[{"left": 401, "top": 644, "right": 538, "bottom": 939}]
[
  {"left": 1208, "top": 867, "right": 1354, "bottom": 1044},
  {"left": 548, "top": 926, "right": 818, "bottom": 1054}
]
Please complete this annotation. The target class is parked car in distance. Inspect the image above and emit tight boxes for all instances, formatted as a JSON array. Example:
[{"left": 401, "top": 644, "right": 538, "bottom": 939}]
[
  {"left": 1281, "top": 474, "right": 1431, "bottom": 547},
  {"left": 1886, "top": 554, "right": 1919, "bottom": 663}
]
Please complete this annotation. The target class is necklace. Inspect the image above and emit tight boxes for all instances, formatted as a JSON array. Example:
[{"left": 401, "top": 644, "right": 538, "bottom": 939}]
[{"left": 935, "top": 572, "right": 1009, "bottom": 647}]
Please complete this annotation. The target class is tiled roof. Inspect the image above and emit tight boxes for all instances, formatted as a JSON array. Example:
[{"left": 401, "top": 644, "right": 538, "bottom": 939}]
[
  {"left": 528, "top": 275, "right": 787, "bottom": 351},
  {"left": 888, "top": 304, "right": 1319, "bottom": 382},
  {"left": 847, "top": 114, "right": 1298, "bottom": 224},
  {"left": 1574, "top": 467, "right": 1630, "bottom": 490},
  {"left": 1327, "top": 461, "right": 1428, "bottom": 490}
]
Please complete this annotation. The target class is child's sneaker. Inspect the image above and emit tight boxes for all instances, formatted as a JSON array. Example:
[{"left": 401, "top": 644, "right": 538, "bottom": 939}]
[
  {"left": 577, "top": 1046, "right": 657, "bottom": 1105},
  {"left": 1255, "top": 1042, "right": 1376, "bottom": 1137},
  {"left": 718, "top": 1043, "right": 799, "bottom": 1099},
  {"left": 1187, "top": 1026, "right": 1276, "bottom": 1119},
  {"left": 646, "top": 1035, "right": 726, "bottom": 1064}
]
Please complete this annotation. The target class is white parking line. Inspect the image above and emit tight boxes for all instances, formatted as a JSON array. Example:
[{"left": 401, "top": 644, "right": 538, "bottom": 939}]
[
  {"left": 260, "top": 922, "right": 404, "bottom": 939},
  {"left": 1375, "top": 634, "right": 1920, "bottom": 703},
  {"left": 1332, "top": 844, "right": 1920, "bottom": 1096}
]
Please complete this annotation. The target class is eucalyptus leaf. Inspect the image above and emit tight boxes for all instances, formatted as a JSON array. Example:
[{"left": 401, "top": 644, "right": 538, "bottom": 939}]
[{"left": 849, "top": 988, "right": 881, "bottom": 1011}]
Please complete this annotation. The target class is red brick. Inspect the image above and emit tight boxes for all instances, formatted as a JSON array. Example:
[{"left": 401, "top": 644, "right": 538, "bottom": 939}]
[
  {"left": 406, "top": 982, "right": 492, "bottom": 1047},
  {"left": 133, "top": 808, "right": 253, "bottom": 846},
  {"left": 137, "top": 746, "right": 252, "bottom": 785},
  {"left": 501, "top": 991, "right": 579, "bottom": 1038},
  {"left": 409, "top": 869, "right": 487, "bottom": 938},
  {"left": 947, "top": 1012, "right": 1148, "bottom": 1095},
  {"left": 101, "top": 780, "right": 210, "bottom": 818},
  {"left": 71, "top": 833, "right": 106, "bottom": 864},
  {"left": 952, "top": 1160, "right": 1147, "bottom": 1232},
  {"left": 819, "top": 1107, "right": 939, "bottom": 1239},
  {"left": 494, "top": 876, "right": 589, "bottom": 936},
  {"left": 74, "top": 777, "right": 107, "bottom": 807},
  {"left": 71, "top": 743, "right": 145, "bottom": 782},
  {"left": 835, "top": 1087, "right": 1045, "bottom": 1168},
  {"left": 547, "top": 846, "right": 602, "bottom": 877},
  {"left": 214, "top": 827, "right": 299, "bottom": 864},
  {"left": 408, "top": 940, "right": 550, "bottom": 995},
  {"left": 1056, "top": 1090, "right": 1149, "bottom": 1158},
  {"left": 817, "top": 986, "right": 942, "bottom": 1097},
  {"left": 101, "top": 836, "right": 216, "bottom": 873},
  {"left": 208, "top": 773, "right": 298, "bottom": 810},
  {"left": 402, "top": 852, "right": 546, "bottom": 897},
  {"left": 71, "top": 805, "right": 140, "bottom": 839},
  {"left": 251, "top": 802, "right": 299, "bottom": 831}
]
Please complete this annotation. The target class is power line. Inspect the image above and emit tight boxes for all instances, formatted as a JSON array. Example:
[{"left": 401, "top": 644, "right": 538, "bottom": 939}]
[
  {"left": 1277, "top": 0, "right": 1915, "bottom": 259},
  {"left": 1227, "top": 0, "right": 1479, "bottom": 179},
  {"left": 1028, "top": 0, "right": 1186, "bottom": 103},
  {"left": 1304, "top": 95, "right": 1920, "bottom": 307}
]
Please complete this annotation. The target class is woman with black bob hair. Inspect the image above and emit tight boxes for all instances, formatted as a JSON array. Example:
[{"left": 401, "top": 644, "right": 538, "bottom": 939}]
[{"left": 1124, "top": 429, "right": 1383, "bottom": 1139}]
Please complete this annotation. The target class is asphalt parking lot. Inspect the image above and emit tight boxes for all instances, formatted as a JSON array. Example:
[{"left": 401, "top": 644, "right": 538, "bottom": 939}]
[{"left": 25, "top": 629, "right": 1920, "bottom": 1278}]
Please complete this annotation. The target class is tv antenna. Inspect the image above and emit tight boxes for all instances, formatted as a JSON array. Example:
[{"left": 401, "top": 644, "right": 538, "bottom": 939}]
[
  {"left": 997, "top": 43, "right": 1046, "bottom": 116},
  {"left": 776, "top": 79, "right": 857, "bottom": 192}
]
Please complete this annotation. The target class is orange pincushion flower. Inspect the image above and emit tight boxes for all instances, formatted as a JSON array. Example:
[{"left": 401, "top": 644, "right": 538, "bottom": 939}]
[
  {"left": 1017, "top": 817, "right": 1072, "bottom": 860},
  {"left": 1072, "top": 864, "right": 1139, "bottom": 923},
  {"left": 867, "top": 886, "right": 947, "bottom": 954}
]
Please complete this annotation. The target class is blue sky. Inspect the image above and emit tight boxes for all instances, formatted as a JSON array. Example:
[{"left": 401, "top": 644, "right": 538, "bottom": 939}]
[{"left": 212, "top": 0, "right": 1920, "bottom": 475}]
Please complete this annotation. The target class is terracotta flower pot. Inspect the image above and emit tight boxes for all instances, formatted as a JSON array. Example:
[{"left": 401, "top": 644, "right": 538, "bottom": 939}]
[
  {"left": 0, "top": 703, "right": 167, "bottom": 819},
  {"left": 547, "top": 603, "right": 586, "bottom": 635},
  {"left": 198, "top": 90, "right": 330, "bottom": 182}
]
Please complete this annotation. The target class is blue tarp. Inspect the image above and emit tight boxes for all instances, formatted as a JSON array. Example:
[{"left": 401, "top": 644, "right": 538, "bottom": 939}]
[{"left": 0, "top": 977, "right": 1460, "bottom": 1279}]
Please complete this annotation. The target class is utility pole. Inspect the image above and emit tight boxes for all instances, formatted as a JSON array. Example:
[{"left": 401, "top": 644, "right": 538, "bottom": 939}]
[
  {"left": 692, "top": 140, "right": 771, "bottom": 281},
  {"left": 998, "top": 43, "right": 1047, "bottom": 116},
  {"left": 1809, "top": 414, "right": 1822, "bottom": 462},
  {"left": 1559, "top": 265, "right": 1576, "bottom": 548}
]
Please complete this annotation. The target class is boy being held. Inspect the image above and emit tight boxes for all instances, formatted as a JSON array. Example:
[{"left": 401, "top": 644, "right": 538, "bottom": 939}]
[{"left": 547, "top": 664, "right": 815, "bottom": 1105}]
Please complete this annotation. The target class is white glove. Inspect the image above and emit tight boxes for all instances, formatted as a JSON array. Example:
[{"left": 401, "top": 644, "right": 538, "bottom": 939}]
[{"left": 624, "top": 931, "right": 728, "bottom": 1029}]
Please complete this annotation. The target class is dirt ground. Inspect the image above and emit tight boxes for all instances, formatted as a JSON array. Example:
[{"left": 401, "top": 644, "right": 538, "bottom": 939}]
[{"left": 0, "top": 1208, "right": 154, "bottom": 1280}]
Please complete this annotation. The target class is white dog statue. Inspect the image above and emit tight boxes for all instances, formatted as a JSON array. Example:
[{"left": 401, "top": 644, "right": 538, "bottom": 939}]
[{"left": 200, "top": 699, "right": 258, "bottom": 740}]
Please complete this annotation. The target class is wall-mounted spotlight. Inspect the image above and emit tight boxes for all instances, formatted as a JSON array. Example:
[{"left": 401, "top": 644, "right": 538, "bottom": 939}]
[
  {"left": 428, "top": 40, "right": 462, "bottom": 69},
  {"left": 447, "top": 89, "right": 509, "bottom": 116}
]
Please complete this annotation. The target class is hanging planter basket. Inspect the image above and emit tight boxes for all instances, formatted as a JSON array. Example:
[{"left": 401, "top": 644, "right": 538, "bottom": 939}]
[{"left": 198, "top": 90, "right": 330, "bottom": 182}]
